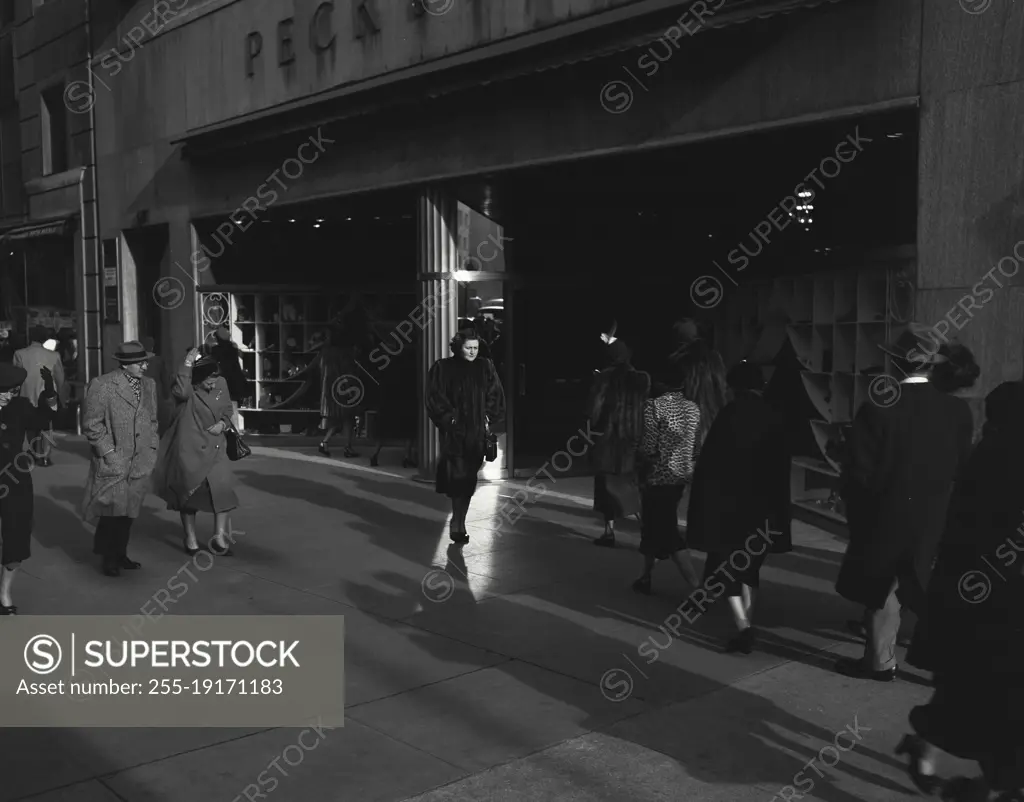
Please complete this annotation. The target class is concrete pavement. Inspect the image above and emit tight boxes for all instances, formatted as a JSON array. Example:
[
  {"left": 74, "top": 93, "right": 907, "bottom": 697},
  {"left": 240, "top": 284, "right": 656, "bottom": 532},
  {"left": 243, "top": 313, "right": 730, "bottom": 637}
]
[{"left": 1, "top": 437, "right": 975, "bottom": 801}]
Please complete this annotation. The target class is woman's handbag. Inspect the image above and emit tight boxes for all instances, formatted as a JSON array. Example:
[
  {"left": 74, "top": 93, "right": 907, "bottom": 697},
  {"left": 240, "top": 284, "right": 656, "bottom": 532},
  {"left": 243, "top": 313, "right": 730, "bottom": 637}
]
[
  {"left": 485, "top": 432, "right": 498, "bottom": 462},
  {"left": 225, "top": 423, "right": 252, "bottom": 461}
]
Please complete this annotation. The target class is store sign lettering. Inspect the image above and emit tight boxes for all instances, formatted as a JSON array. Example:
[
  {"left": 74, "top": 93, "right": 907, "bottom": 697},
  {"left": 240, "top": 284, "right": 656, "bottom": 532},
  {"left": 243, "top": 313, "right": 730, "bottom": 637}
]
[{"left": 245, "top": 1, "right": 381, "bottom": 77}]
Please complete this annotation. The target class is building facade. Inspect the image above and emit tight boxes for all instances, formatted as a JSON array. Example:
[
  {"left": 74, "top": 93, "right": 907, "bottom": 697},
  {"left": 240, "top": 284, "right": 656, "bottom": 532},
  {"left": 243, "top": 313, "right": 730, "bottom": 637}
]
[
  {"left": 0, "top": 0, "right": 101, "bottom": 399},
  {"left": 20, "top": 0, "right": 1022, "bottom": 517}
]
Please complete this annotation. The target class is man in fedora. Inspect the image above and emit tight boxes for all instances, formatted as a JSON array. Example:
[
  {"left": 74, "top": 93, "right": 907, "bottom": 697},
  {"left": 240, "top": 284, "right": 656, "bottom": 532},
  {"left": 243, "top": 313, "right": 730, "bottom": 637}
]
[
  {"left": 80, "top": 340, "right": 160, "bottom": 576},
  {"left": 834, "top": 323, "right": 975, "bottom": 681},
  {"left": 13, "top": 326, "right": 64, "bottom": 466}
]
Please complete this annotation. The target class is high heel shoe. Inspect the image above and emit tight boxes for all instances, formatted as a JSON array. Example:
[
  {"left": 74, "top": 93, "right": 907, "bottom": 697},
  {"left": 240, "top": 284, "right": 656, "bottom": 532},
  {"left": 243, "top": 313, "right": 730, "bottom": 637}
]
[
  {"left": 318, "top": 442, "right": 331, "bottom": 457},
  {"left": 183, "top": 539, "right": 199, "bottom": 556},
  {"left": 208, "top": 537, "right": 235, "bottom": 557},
  {"left": 0, "top": 603, "right": 17, "bottom": 615},
  {"left": 593, "top": 533, "right": 616, "bottom": 548},
  {"left": 343, "top": 447, "right": 358, "bottom": 458},
  {"left": 895, "top": 734, "right": 943, "bottom": 795},
  {"left": 725, "top": 627, "right": 756, "bottom": 654},
  {"left": 632, "top": 576, "right": 652, "bottom": 595}
]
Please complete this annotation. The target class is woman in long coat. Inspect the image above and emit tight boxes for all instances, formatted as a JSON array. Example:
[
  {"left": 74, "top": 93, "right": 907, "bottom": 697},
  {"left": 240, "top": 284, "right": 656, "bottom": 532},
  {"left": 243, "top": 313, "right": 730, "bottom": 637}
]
[
  {"left": 318, "top": 328, "right": 362, "bottom": 458},
  {"left": 152, "top": 349, "right": 238, "bottom": 555},
  {"left": 686, "top": 360, "right": 792, "bottom": 654},
  {"left": 426, "top": 329, "right": 505, "bottom": 544},
  {"left": 834, "top": 333, "right": 976, "bottom": 681},
  {"left": 588, "top": 339, "right": 650, "bottom": 547},
  {"left": 894, "top": 381, "right": 1024, "bottom": 801},
  {"left": 0, "top": 363, "right": 58, "bottom": 613},
  {"left": 81, "top": 340, "right": 161, "bottom": 577}
]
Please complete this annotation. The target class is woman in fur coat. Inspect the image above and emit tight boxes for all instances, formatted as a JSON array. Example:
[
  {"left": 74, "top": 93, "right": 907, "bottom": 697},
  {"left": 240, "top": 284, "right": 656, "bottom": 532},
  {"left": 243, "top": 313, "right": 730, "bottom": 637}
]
[
  {"left": 426, "top": 329, "right": 505, "bottom": 544},
  {"left": 588, "top": 338, "right": 650, "bottom": 547}
]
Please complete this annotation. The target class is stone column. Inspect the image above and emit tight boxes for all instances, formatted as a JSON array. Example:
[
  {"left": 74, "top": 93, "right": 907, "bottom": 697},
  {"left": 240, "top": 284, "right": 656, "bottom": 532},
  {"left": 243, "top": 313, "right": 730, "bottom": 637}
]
[
  {"left": 416, "top": 189, "right": 460, "bottom": 481},
  {"left": 917, "top": 2, "right": 1024, "bottom": 434}
]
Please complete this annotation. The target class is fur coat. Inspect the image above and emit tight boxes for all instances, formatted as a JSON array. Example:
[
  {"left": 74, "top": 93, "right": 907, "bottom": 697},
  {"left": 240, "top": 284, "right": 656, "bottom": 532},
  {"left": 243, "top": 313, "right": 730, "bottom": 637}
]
[{"left": 586, "top": 341, "right": 650, "bottom": 475}]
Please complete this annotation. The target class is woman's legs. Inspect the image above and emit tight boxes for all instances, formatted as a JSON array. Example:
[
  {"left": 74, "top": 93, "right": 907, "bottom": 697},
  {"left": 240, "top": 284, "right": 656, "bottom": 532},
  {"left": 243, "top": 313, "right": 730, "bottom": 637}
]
[
  {"left": 450, "top": 495, "right": 470, "bottom": 542},
  {"left": 725, "top": 556, "right": 766, "bottom": 654},
  {"left": 181, "top": 511, "right": 199, "bottom": 551},
  {"left": 211, "top": 512, "right": 234, "bottom": 554},
  {"left": 342, "top": 417, "right": 358, "bottom": 456},
  {"left": 594, "top": 518, "right": 616, "bottom": 546},
  {"left": 319, "top": 424, "right": 337, "bottom": 455},
  {"left": 0, "top": 562, "right": 19, "bottom": 610}
]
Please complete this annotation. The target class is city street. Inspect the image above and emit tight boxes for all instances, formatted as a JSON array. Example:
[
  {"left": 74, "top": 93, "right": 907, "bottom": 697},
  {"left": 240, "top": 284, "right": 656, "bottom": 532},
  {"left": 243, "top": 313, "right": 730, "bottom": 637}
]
[{"left": 3, "top": 437, "right": 974, "bottom": 802}]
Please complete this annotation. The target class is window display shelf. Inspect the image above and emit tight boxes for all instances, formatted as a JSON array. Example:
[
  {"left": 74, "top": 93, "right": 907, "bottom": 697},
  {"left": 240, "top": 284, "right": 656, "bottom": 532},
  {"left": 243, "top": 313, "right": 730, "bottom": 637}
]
[{"left": 714, "top": 249, "right": 915, "bottom": 528}]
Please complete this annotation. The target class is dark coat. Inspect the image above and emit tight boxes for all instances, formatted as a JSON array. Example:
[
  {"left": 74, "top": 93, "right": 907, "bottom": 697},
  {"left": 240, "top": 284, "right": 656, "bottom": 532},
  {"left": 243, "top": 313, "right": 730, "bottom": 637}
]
[
  {"left": 0, "top": 395, "right": 57, "bottom": 538},
  {"left": 586, "top": 350, "right": 650, "bottom": 476},
  {"left": 80, "top": 370, "right": 160, "bottom": 523},
  {"left": 835, "top": 381, "right": 973, "bottom": 610},
  {"left": 426, "top": 356, "right": 505, "bottom": 495},
  {"left": 152, "top": 364, "right": 237, "bottom": 512},
  {"left": 319, "top": 345, "right": 362, "bottom": 419},
  {"left": 686, "top": 390, "right": 792, "bottom": 554},
  {"left": 904, "top": 382, "right": 1024, "bottom": 769}
]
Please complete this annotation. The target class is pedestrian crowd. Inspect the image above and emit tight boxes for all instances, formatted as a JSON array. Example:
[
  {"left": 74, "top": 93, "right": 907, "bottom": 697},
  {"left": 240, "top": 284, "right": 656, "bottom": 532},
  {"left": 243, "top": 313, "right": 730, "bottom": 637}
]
[{"left": 0, "top": 312, "right": 1020, "bottom": 799}]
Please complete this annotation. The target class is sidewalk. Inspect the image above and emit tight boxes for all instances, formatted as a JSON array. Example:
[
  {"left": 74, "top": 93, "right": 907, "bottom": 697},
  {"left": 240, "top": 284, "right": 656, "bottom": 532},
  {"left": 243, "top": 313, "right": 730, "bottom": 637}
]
[{"left": 3, "top": 438, "right": 973, "bottom": 801}]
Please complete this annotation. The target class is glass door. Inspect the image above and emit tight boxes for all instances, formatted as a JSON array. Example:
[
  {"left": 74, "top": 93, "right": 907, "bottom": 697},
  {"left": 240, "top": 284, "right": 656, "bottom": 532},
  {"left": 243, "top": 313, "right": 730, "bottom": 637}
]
[
  {"left": 454, "top": 273, "right": 510, "bottom": 479},
  {"left": 510, "top": 280, "right": 607, "bottom": 478}
]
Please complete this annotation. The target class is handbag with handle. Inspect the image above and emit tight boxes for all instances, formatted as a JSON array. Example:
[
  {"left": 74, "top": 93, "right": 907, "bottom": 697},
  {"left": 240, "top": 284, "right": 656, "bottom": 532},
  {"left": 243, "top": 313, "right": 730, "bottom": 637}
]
[{"left": 225, "top": 422, "right": 251, "bottom": 461}]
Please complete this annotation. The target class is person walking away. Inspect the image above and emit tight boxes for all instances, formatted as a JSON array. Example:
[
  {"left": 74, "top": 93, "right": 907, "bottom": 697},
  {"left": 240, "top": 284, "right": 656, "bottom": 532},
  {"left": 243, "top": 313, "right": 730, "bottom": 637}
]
[
  {"left": 834, "top": 327, "right": 977, "bottom": 681},
  {"left": 685, "top": 360, "right": 792, "bottom": 654},
  {"left": 633, "top": 360, "right": 702, "bottom": 593},
  {"left": 80, "top": 340, "right": 160, "bottom": 577},
  {"left": 13, "top": 326, "right": 64, "bottom": 466},
  {"left": 152, "top": 349, "right": 238, "bottom": 555},
  {"left": 318, "top": 329, "right": 361, "bottom": 458},
  {"left": 209, "top": 326, "right": 248, "bottom": 432},
  {"left": 589, "top": 337, "right": 650, "bottom": 547},
  {"left": 893, "top": 381, "right": 1024, "bottom": 800},
  {"left": 671, "top": 337, "right": 727, "bottom": 451},
  {"left": 0, "top": 364, "right": 58, "bottom": 613},
  {"left": 426, "top": 329, "right": 505, "bottom": 544},
  {"left": 140, "top": 336, "right": 174, "bottom": 436}
]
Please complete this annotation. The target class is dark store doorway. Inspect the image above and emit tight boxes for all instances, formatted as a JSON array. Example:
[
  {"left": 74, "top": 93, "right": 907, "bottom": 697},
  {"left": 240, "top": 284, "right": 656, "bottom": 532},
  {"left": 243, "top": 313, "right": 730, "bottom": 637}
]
[{"left": 486, "top": 108, "right": 918, "bottom": 475}]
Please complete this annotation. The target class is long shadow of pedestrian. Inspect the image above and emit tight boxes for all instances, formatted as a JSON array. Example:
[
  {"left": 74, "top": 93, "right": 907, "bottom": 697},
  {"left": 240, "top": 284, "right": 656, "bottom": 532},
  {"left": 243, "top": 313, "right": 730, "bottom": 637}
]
[{"left": 340, "top": 559, "right": 915, "bottom": 802}]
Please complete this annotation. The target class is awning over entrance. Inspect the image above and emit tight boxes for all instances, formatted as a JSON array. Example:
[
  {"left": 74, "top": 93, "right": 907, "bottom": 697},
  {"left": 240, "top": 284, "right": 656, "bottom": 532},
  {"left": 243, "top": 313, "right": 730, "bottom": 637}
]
[
  {"left": 0, "top": 218, "right": 72, "bottom": 242},
  {"left": 177, "top": 0, "right": 849, "bottom": 156}
]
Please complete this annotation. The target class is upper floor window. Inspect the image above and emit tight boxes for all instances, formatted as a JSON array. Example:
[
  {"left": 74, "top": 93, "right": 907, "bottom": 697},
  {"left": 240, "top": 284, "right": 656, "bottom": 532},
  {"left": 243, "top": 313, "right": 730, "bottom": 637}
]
[{"left": 40, "top": 83, "right": 68, "bottom": 176}]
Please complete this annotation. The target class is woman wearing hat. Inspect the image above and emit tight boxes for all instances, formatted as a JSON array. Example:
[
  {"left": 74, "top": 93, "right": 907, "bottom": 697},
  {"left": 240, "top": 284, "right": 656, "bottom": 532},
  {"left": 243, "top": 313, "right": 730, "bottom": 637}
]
[
  {"left": 835, "top": 325, "right": 977, "bottom": 682},
  {"left": 81, "top": 340, "right": 160, "bottom": 577},
  {"left": 0, "top": 363, "right": 58, "bottom": 613},
  {"left": 152, "top": 348, "right": 239, "bottom": 555}
]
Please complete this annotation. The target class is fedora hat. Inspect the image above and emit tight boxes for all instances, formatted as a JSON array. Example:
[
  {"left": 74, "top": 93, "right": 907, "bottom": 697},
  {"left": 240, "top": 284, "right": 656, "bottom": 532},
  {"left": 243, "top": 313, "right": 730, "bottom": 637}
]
[
  {"left": 113, "top": 340, "right": 154, "bottom": 363},
  {"left": 878, "top": 322, "right": 948, "bottom": 366},
  {"left": 0, "top": 363, "right": 27, "bottom": 391}
]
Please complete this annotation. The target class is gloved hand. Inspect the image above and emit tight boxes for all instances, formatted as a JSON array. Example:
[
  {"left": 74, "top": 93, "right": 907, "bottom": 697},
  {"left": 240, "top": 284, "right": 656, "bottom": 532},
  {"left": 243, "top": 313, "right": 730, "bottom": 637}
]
[{"left": 39, "top": 366, "right": 57, "bottom": 402}]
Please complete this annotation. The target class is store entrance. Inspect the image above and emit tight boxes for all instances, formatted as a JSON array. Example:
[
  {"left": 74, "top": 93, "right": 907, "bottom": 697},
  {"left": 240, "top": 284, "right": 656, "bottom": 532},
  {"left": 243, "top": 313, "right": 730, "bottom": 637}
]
[{"left": 494, "top": 109, "right": 918, "bottom": 477}]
